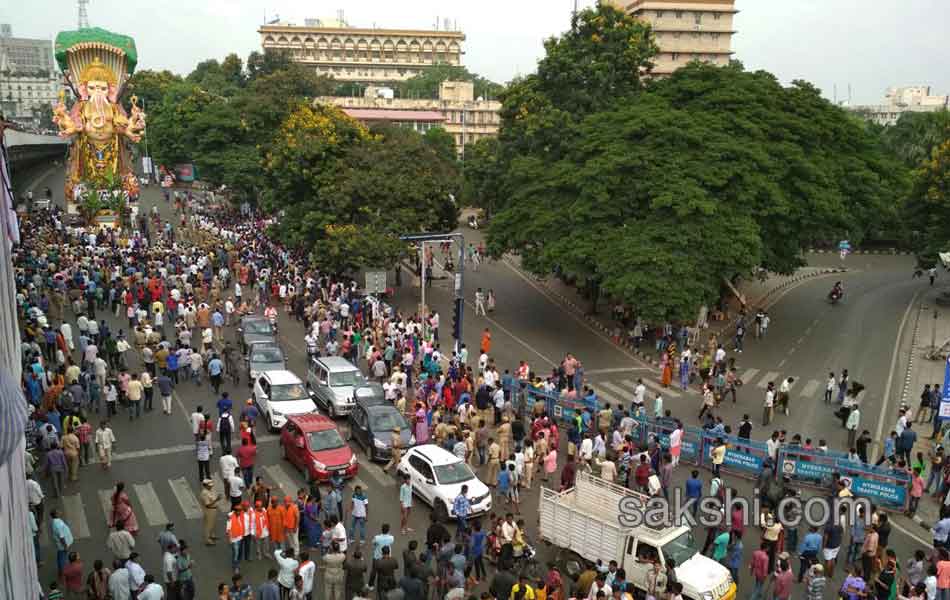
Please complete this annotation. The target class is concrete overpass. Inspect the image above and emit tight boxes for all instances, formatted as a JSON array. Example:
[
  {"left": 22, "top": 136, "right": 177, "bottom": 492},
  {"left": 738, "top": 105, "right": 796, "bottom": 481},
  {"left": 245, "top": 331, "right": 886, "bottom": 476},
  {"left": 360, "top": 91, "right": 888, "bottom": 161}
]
[{"left": 3, "top": 129, "right": 68, "bottom": 177}]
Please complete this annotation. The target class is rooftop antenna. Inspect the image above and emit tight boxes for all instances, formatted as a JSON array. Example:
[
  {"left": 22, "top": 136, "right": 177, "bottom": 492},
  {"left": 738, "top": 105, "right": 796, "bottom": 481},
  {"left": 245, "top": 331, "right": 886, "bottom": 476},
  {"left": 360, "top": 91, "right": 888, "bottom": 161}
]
[
  {"left": 78, "top": 0, "right": 90, "bottom": 29},
  {"left": 834, "top": 84, "right": 837, "bottom": 105}
]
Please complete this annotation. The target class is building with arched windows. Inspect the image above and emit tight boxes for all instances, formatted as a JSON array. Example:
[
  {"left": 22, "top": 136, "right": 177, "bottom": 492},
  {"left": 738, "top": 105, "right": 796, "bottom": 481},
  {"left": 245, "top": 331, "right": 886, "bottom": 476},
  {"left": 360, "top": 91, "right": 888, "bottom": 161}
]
[{"left": 258, "top": 18, "right": 465, "bottom": 85}]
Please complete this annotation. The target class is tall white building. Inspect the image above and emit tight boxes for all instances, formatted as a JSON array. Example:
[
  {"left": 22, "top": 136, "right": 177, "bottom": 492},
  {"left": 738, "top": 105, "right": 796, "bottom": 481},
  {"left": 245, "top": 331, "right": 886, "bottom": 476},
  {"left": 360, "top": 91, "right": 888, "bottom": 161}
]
[
  {"left": 849, "top": 86, "right": 950, "bottom": 126},
  {"left": 0, "top": 25, "right": 62, "bottom": 128}
]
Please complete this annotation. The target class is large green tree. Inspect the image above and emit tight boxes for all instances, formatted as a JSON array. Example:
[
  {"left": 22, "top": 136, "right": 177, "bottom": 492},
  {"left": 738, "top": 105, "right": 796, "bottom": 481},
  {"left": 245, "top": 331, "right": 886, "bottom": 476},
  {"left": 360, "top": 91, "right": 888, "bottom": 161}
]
[
  {"left": 906, "top": 140, "right": 950, "bottom": 262},
  {"left": 485, "top": 10, "right": 904, "bottom": 320},
  {"left": 882, "top": 110, "right": 950, "bottom": 168},
  {"left": 124, "top": 69, "right": 182, "bottom": 111},
  {"left": 263, "top": 107, "right": 459, "bottom": 271},
  {"left": 463, "top": 136, "right": 504, "bottom": 215}
]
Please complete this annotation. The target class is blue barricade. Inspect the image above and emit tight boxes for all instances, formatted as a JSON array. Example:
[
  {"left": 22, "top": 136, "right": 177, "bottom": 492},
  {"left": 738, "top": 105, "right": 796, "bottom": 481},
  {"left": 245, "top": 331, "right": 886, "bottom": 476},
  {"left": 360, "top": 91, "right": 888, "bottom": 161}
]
[
  {"left": 523, "top": 386, "right": 598, "bottom": 425},
  {"left": 778, "top": 447, "right": 910, "bottom": 511},
  {"left": 635, "top": 417, "right": 703, "bottom": 465},
  {"left": 700, "top": 433, "right": 770, "bottom": 479}
]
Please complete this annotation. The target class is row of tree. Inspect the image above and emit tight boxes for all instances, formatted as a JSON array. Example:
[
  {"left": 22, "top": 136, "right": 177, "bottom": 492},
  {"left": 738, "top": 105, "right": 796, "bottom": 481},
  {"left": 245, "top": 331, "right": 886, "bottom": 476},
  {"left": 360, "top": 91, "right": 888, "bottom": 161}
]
[
  {"left": 127, "top": 52, "right": 464, "bottom": 272},
  {"left": 463, "top": 5, "right": 928, "bottom": 321}
]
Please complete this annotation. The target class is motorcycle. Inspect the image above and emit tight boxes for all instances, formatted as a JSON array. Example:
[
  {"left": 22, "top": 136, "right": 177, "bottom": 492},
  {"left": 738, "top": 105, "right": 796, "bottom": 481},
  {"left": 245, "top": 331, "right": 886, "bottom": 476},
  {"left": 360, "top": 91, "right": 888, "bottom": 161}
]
[{"left": 828, "top": 284, "right": 843, "bottom": 305}]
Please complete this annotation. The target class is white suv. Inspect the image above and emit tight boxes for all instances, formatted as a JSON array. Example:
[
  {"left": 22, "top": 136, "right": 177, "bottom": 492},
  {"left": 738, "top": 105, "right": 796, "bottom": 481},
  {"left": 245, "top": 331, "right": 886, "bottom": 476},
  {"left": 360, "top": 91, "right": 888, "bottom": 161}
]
[
  {"left": 252, "top": 370, "right": 316, "bottom": 432},
  {"left": 397, "top": 444, "right": 492, "bottom": 522}
]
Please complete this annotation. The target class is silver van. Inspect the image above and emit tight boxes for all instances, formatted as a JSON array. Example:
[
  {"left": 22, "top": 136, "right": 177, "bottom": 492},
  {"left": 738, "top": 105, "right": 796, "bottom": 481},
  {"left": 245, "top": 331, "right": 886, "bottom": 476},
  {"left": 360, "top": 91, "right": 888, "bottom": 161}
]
[{"left": 307, "top": 356, "right": 367, "bottom": 418}]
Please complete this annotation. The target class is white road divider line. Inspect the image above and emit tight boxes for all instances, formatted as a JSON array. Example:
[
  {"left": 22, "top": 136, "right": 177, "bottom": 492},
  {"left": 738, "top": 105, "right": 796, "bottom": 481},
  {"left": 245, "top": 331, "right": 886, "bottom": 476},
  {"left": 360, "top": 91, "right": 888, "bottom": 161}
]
[
  {"left": 264, "top": 464, "right": 302, "bottom": 497},
  {"left": 169, "top": 477, "right": 203, "bottom": 520},
  {"left": 640, "top": 378, "right": 681, "bottom": 398},
  {"left": 757, "top": 372, "right": 780, "bottom": 389},
  {"left": 799, "top": 379, "right": 821, "bottom": 398},
  {"left": 739, "top": 369, "right": 759, "bottom": 385},
  {"left": 359, "top": 460, "right": 393, "bottom": 488},
  {"left": 98, "top": 489, "right": 114, "bottom": 526},
  {"left": 598, "top": 381, "right": 630, "bottom": 404},
  {"left": 61, "top": 493, "right": 91, "bottom": 539},
  {"left": 133, "top": 482, "right": 170, "bottom": 527}
]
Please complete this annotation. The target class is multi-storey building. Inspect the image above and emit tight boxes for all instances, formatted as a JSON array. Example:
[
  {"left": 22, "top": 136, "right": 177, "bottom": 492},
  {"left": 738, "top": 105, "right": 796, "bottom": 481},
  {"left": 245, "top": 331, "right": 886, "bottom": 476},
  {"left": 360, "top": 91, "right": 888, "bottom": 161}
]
[
  {"left": 849, "top": 86, "right": 950, "bottom": 127},
  {"left": 608, "top": 0, "right": 738, "bottom": 75},
  {"left": 259, "top": 17, "right": 464, "bottom": 85},
  {"left": 317, "top": 80, "right": 501, "bottom": 157},
  {"left": 0, "top": 25, "right": 62, "bottom": 127}
]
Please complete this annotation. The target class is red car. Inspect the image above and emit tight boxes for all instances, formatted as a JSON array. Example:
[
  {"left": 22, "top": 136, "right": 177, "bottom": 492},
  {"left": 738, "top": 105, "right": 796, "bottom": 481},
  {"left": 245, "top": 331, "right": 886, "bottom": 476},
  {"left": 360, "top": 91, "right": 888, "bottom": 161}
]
[{"left": 280, "top": 414, "right": 358, "bottom": 483}]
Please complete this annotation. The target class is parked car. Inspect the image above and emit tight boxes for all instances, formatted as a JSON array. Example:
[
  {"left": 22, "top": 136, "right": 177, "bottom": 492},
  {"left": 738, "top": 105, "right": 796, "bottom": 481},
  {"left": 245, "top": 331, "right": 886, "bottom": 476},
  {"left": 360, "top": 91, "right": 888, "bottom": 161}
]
[
  {"left": 347, "top": 401, "right": 413, "bottom": 462},
  {"left": 307, "top": 356, "right": 367, "bottom": 417},
  {"left": 237, "top": 315, "right": 277, "bottom": 353},
  {"left": 397, "top": 444, "right": 491, "bottom": 522},
  {"left": 245, "top": 341, "right": 286, "bottom": 383},
  {"left": 252, "top": 370, "right": 316, "bottom": 433},
  {"left": 352, "top": 382, "right": 385, "bottom": 406},
  {"left": 280, "top": 414, "right": 358, "bottom": 483}
]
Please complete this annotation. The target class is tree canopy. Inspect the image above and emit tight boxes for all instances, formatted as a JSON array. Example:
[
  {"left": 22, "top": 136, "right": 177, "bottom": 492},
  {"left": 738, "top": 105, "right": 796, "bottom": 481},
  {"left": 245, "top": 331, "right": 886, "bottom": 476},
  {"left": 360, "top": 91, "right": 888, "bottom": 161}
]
[
  {"left": 483, "top": 4, "right": 904, "bottom": 321},
  {"left": 262, "top": 107, "right": 460, "bottom": 272}
]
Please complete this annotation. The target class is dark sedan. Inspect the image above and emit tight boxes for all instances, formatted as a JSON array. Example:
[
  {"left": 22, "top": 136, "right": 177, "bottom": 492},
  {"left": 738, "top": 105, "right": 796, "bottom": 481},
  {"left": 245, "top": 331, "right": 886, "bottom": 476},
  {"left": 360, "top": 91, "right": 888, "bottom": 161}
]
[{"left": 347, "top": 402, "right": 413, "bottom": 462}]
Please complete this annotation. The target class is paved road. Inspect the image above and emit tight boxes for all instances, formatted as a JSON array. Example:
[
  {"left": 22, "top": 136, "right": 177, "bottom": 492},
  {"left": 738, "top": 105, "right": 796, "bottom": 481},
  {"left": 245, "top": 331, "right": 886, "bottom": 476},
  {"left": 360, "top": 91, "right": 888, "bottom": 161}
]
[{"left": 22, "top": 165, "right": 933, "bottom": 598}]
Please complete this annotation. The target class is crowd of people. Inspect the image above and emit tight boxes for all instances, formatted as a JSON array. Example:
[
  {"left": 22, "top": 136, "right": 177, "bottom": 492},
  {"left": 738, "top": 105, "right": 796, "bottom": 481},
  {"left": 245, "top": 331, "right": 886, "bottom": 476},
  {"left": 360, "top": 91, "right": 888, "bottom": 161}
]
[{"left": 13, "top": 187, "right": 950, "bottom": 600}]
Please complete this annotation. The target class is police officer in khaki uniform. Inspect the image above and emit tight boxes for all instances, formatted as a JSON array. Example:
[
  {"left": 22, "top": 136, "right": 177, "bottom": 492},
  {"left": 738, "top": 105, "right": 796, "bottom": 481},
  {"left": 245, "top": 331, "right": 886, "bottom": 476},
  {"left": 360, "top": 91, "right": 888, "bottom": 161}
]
[{"left": 199, "top": 479, "right": 221, "bottom": 545}]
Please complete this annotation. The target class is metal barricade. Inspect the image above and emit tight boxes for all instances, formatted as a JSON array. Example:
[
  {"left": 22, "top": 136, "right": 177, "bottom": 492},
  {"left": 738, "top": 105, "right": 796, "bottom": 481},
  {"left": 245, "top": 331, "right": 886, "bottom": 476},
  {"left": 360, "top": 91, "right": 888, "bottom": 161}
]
[
  {"left": 699, "top": 433, "right": 771, "bottom": 479},
  {"left": 635, "top": 417, "right": 703, "bottom": 465},
  {"left": 778, "top": 447, "right": 910, "bottom": 511}
]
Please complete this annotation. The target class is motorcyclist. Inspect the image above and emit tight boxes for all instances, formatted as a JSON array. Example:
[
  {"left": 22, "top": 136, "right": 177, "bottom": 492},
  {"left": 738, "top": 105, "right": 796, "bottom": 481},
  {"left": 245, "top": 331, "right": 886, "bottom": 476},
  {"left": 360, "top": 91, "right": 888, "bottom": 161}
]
[{"left": 829, "top": 281, "right": 843, "bottom": 301}]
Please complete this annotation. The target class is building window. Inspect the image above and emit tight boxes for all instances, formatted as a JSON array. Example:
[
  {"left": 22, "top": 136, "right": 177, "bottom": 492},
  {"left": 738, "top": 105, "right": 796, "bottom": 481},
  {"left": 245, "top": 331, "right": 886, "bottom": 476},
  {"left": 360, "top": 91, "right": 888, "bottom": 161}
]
[
  {"left": 675, "top": 11, "right": 682, "bottom": 19},
  {"left": 673, "top": 32, "right": 681, "bottom": 39},
  {"left": 692, "top": 32, "right": 700, "bottom": 38},
  {"left": 694, "top": 12, "right": 702, "bottom": 24},
  {"left": 672, "top": 53, "right": 679, "bottom": 61},
  {"left": 714, "top": 13, "right": 721, "bottom": 20},
  {"left": 656, "top": 10, "right": 664, "bottom": 18},
  {"left": 711, "top": 33, "right": 720, "bottom": 40}
]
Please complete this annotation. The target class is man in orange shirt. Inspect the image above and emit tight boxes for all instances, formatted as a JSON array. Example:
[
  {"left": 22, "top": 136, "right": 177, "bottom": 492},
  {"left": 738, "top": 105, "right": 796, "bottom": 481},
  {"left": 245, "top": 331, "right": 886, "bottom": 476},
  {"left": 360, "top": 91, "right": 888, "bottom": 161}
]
[
  {"left": 480, "top": 328, "right": 492, "bottom": 355},
  {"left": 268, "top": 498, "right": 286, "bottom": 550},
  {"left": 225, "top": 504, "right": 248, "bottom": 570},
  {"left": 283, "top": 496, "right": 300, "bottom": 554}
]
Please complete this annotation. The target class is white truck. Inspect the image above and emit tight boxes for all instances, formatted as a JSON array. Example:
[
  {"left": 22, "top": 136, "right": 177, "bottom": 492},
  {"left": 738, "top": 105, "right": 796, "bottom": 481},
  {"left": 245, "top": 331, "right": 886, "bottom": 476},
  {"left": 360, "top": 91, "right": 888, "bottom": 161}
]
[{"left": 539, "top": 472, "right": 736, "bottom": 600}]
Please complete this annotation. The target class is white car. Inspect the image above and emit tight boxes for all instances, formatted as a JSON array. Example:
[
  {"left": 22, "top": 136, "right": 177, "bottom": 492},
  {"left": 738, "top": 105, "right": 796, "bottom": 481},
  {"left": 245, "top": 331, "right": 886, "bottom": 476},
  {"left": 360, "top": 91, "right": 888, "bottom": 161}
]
[
  {"left": 397, "top": 444, "right": 492, "bottom": 522},
  {"left": 252, "top": 370, "right": 317, "bottom": 433}
]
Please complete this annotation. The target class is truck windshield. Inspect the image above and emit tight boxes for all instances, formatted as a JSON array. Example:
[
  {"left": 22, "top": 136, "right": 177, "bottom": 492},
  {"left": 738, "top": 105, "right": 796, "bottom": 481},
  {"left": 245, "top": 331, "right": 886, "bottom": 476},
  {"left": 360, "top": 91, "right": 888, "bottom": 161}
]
[{"left": 662, "top": 531, "right": 698, "bottom": 567}]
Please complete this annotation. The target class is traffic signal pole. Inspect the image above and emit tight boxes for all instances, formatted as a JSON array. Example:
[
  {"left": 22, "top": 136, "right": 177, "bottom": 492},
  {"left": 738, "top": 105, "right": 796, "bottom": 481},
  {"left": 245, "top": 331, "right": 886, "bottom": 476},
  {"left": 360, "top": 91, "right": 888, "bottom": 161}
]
[{"left": 401, "top": 232, "right": 466, "bottom": 354}]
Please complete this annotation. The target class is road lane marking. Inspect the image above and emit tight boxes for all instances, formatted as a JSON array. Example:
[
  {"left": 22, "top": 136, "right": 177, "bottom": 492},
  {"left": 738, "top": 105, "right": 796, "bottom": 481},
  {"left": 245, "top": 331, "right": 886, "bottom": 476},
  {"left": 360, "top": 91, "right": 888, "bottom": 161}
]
[
  {"left": 211, "top": 479, "right": 229, "bottom": 514},
  {"left": 799, "top": 379, "right": 821, "bottom": 398},
  {"left": 264, "top": 464, "right": 302, "bottom": 497},
  {"left": 875, "top": 289, "right": 923, "bottom": 458},
  {"left": 463, "top": 299, "right": 556, "bottom": 367},
  {"left": 359, "top": 460, "right": 393, "bottom": 488},
  {"left": 739, "top": 369, "right": 759, "bottom": 384},
  {"left": 98, "top": 489, "right": 114, "bottom": 526},
  {"left": 585, "top": 367, "right": 651, "bottom": 375},
  {"left": 598, "top": 381, "right": 629, "bottom": 404},
  {"left": 111, "top": 435, "right": 279, "bottom": 462},
  {"left": 133, "top": 482, "right": 170, "bottom": 527},
  {"left": 757, "top": 372, "right": 779, "bottom": 389},
  {"left": 61, "top": 493, "right": 91, "bottom": 539},
  {"left": 639, "top": 378, "right": 681, "bottom": 398},
  {"left": 169, "top": 477, "right": 203, "bottom": 520}
]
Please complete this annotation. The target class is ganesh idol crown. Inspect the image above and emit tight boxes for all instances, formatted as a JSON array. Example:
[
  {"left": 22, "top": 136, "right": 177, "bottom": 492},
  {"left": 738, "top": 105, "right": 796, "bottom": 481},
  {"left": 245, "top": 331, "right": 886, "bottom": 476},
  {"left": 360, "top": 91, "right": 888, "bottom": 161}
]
[{"left": 51, "top": 27, "right": 145, "bottom": 204}]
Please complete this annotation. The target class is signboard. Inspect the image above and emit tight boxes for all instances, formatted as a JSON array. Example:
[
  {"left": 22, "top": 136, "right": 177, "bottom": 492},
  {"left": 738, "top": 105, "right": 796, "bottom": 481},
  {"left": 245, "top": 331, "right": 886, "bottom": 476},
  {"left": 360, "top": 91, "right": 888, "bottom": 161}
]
[
  {"left": 365, "top": 270, "right": 387, "bottom": 294},
  {"left": 174, "top": 163, "right": 197, "bottom": 182},
  {"left": 142, "top": 156, "right": 153, "bottom": 175},
  {"left": 842, "top": 476, "right": 907, "bottom": 508},
  {"left": 656, "top": 432, "right": 699, "bottom": 462},
  {"left": 941, "top": 356, "right": 950, "bottom": 419}
]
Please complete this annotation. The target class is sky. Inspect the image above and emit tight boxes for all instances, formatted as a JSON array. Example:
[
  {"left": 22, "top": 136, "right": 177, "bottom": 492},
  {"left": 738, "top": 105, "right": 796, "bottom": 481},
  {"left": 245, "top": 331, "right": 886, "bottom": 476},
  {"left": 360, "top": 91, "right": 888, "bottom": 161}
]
[{"left": 2, "top": 0, "right": 949, "bottom": 105}]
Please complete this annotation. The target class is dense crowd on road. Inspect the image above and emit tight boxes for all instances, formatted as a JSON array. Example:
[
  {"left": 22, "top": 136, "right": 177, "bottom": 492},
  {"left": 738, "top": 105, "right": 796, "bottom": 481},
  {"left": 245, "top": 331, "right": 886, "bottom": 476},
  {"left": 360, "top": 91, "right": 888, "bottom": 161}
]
[{"left": 12, "top": 191, "right": 950, "bottom": 600}]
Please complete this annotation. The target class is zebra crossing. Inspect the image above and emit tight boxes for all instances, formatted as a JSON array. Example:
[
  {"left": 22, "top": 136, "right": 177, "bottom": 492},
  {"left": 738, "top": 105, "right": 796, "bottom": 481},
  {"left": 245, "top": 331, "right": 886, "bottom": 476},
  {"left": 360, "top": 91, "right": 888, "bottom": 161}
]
[
  {"left": 48, "top": 457, "right": 394, "bottom": 541},
  {"left": 589, "top": 377, "right": 683, "bottom": 407},
  {"left": 589, "top": 369, "right": 831, "bottom": 407}
]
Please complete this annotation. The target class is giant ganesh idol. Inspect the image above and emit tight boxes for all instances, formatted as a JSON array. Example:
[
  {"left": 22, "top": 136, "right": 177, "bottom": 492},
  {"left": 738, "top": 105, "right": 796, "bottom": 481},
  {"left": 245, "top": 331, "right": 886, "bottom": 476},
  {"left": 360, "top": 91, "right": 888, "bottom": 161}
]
[{"left": 51, "top": 27, "right": 145, "bottom": 206}]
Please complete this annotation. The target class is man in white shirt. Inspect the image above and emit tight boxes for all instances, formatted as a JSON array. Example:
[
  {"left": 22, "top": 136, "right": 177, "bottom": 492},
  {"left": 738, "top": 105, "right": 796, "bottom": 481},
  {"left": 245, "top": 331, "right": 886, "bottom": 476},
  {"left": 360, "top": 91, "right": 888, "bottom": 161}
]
[
  {"left": 26, "top": 475, "right": 44, "bottom": 517},
  {"left": 633, "top": 380, "right": 646, "bottom": 408},
  {"left": 763, "top": 384, "right": 775, "bottom": 426},
  {"left": 579, "top": 434, "right": 594, "bottom": 465},
  {"left": 220, "top": 453, "right": 238, "bottom": 497},
  {"left": 331, "top": 517, "right": 348, "bottom": 553},
  {"left": 162, "top": 544, "right": 178, "bottom": 591},
  {"left": 778, "top": 377, "right": 794, "bottom": 416},
  {"left": 227, "top": 468, "right": 246, "bottom": 508},
  {"left": 297, "top": 552, "right": 316, "bottom": 597},
  {"left": 191, "top": 408, "right": 205, "bottom": 439}
]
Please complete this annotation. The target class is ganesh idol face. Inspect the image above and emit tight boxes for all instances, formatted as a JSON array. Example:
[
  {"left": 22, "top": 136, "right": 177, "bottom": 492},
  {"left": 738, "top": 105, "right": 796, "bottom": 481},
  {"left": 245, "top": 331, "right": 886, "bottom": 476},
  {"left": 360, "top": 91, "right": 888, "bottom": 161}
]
[{"left": 82, "top": 79, "right": 116, "bottom": 143}]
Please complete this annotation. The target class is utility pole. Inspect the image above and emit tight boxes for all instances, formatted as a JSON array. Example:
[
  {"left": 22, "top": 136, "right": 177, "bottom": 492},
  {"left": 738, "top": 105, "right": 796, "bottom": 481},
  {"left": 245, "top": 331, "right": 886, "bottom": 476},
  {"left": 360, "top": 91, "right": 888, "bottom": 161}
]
[{"left": 401, "top": 232, "right": 466, "bottom": 353}]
